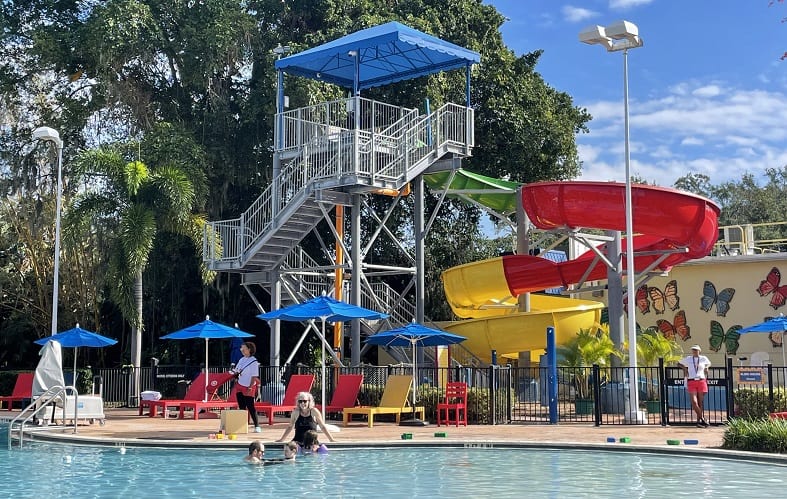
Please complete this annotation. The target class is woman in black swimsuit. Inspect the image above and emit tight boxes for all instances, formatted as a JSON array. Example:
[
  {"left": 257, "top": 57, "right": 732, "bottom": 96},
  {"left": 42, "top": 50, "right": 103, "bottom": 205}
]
[{"left": 275, "top": 391, "right": 335, "bottom": 445}]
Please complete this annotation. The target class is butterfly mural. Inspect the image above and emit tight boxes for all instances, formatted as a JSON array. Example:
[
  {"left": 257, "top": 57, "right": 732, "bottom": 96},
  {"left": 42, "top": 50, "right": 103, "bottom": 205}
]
[
  {"left": 649, "top": 280, "right": 679, "bottom": 315},
  {"left": 708, "top": 320, "right": 741, "bottom": 355},
  {"left": 757, "top": 267, "right": 787, "bottom": 310},
  {"left": 763, "top": 317, "right": 785, "bottom": 348},
  {"left": 700, "top": 281, "right": 735, "bottom": 316},
  {"left": 623, "top": 285, "right": 650, "bottom": 315},
  {"left": 655, "top": 310, "right": 691, "bottom": 341}
]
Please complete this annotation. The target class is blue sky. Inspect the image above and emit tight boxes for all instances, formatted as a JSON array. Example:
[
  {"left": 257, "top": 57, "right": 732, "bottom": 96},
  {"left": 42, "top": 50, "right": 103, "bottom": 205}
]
[{"left": 485, "top": 0, "right": 787, "bottom": 187}]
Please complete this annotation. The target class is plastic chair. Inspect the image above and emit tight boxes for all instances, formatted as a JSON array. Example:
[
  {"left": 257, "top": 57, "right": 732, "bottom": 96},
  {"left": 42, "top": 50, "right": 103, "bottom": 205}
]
[
  {"left": 316, "top": 373, "right": 364, "bottom": 417},
  {"left": 342, "top": 375, "right": 424, "bottom": 428},
  {"left": 253, "top": 374, "right": 315, "bottom": 425},
  {"left": 437, "top": 382, "right": 467, "bottom": 427},
  {"left": 0, "top": 372, "right": 34, "bottom": 410}
]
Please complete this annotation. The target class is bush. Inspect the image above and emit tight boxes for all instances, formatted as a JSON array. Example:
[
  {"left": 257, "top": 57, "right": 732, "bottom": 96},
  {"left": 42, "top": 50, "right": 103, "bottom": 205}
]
[
  {"left": 722, "top": 417, "right": 787, "bottom": 453},
  {"left": 733, "top": 388, "right": 787, "bottom": 419}
]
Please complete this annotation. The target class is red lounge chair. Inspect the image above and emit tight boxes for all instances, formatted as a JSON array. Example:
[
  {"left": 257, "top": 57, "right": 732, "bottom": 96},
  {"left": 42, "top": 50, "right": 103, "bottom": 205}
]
[
  {"left": 0, "top": 372, "right": 34, "bottom": 410},
  {"left": 139, "top": 372, "right": 237, "bottom": 419},
  {"left": 177, "top": 372, "right": 238, "bottom": 419},
  {"left": 253, "top": 374, "right": 315, "bottom": 425},
  {"left": 316, "top": 374, "right": 364, "bottom": 417}
]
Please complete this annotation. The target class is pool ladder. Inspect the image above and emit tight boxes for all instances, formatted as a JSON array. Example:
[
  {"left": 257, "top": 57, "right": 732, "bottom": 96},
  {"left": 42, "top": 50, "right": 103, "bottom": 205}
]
[{"left": 7, "top": 385, "right": 78, "bottom": 449}]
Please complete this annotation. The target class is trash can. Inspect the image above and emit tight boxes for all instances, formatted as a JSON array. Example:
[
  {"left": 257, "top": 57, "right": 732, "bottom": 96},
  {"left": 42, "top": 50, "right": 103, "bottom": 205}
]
[
  {"left": 176, "top": 379, "right": 189, "bottom": 399},
  {"left": 518, "top": 379, "right": 539, "bottom": 402},
  {"left": 601, "top": 382, "right": 630, "bottom": 414},
  {"left": 261, "top": 382, "right": 285, "bottom": 404},
  {"left": 92, "top": 375, "right": 103, "bottom": 397}
]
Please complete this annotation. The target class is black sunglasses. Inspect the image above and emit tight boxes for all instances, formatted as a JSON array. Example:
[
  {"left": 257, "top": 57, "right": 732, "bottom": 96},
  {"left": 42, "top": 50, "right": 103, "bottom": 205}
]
[{"left": 298, "top": 399, "right": 309, "bottom": 403}]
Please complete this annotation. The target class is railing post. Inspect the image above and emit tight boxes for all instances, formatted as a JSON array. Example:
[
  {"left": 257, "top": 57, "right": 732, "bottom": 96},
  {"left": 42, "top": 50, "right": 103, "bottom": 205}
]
[
  {"left": 658, "top": 357, "right": 667, "bottom": 426},
  {"left": 592, "top": 364, "right": 602, "bottom": 426},
  {"left": 767, "top": 363, "right": 775, "bottom": 414},
  {"left": 489, "top": 365, "right": 496, "bottom": 425},
  {"left": 726, "top": 356, "right": 734, "bottom": 422},
  {"left": 238, "top": 213, "right": 245, "bottom": 260}
]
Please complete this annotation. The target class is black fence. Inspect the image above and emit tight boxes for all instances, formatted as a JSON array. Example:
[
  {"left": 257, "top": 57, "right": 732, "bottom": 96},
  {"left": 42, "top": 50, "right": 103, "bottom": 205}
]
[{"left": 34, "top": 358, "right": 784, "bottom": 426}]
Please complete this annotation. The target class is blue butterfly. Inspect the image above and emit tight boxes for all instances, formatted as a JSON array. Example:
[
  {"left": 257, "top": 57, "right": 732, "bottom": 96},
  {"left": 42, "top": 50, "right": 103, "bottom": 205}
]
[{"left": 700, "top": 281, "right": 734, "bottom": 317}]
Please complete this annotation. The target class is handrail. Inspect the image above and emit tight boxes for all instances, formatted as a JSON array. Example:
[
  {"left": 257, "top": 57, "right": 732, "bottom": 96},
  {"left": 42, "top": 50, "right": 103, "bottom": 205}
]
[
  {"left": 8, "top": 385, "right": 78, "bottom": 449},
  {"left": 205, "top": 100, "right": 472, "bottom": 268}
]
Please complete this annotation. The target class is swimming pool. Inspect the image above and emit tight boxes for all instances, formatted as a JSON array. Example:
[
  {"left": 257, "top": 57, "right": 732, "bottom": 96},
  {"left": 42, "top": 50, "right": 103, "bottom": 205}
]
[{"left": 2, "top": 437, "right": 786, "bottom": 498}]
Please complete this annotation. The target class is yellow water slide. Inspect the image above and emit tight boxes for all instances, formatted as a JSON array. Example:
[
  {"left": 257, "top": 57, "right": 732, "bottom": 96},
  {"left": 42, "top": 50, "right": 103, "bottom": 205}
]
[
  {"left": 424, "top": 170, "right": 603, "bottom": 363},
  {"left": 441, "top": 260, "right": 603, "bottom": 364}
]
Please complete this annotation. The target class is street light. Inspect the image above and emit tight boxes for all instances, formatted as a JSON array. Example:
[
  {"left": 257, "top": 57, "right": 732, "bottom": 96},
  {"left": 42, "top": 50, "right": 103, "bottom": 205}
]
[
  {"left": 580, "top": 20, "right": 644, "bottom": 423},
  {"left": 33, "top": 126, "right": 63, "bottom": 336}
]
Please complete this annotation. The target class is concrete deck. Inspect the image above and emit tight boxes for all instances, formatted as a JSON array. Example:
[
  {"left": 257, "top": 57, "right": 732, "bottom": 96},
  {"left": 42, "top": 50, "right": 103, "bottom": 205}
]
[{"left": 2, "top": 407, "right": 742, "bottom": 452}]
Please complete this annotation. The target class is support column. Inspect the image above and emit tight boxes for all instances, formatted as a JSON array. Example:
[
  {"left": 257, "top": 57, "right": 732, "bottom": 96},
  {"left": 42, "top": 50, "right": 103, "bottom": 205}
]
[
  {"left": 350, "top": 193, "right": 362, "bottom": 366},
  {"left": 606, "top": 230, "right": 624, "bottom": 375},
  {"left": 516, "top": 186, "right": 531, "bottom": 368},
  {"left": 270, "top": 269, "right": 281, "bottom": 370},
  {"left": 415, "top": 176, "right": 425, "bottom": 367}
]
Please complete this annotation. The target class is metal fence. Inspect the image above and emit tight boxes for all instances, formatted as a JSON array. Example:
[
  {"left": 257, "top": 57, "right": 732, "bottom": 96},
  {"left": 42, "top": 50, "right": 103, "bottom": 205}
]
[{"left": 48, "top": 358, "right": 786, "bottom": 426}]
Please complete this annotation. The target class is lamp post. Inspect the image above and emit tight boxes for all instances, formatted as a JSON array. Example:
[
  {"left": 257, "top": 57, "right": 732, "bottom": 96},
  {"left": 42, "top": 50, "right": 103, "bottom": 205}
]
[
  {"left": 33, "top": 126, "right": 63, "bottom": 336},
  {"left": 580, "top": 20, "right": 644, "bottom": 422}
]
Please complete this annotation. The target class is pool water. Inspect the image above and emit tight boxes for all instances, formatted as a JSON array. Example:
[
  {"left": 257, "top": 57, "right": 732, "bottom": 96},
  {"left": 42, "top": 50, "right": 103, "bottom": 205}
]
[{"left": 1, "top": 439, "right": 785, "bottom": 497}]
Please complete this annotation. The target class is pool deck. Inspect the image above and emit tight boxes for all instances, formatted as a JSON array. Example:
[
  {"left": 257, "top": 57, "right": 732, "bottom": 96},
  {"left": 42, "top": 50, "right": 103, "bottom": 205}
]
[{"left": 7, "top": 407, "right": 786, "bottom": 463}]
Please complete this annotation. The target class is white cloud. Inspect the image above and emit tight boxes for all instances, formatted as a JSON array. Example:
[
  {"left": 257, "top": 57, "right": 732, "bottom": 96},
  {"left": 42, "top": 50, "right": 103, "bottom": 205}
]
[
  {"left": 578, "top": 80, "right": 787, "bottom": 186},
  {"left": 609, "top": 0, "right": 655, "bottom": 9},
  {"left": 681, "top": 137, "right": 704, "bottom": 146},
  {"left": 692, "top": 85, "right": 722, "bottom": 98},
  {"left": 562, "top": 6, "right": 598, "bottom": 23}
]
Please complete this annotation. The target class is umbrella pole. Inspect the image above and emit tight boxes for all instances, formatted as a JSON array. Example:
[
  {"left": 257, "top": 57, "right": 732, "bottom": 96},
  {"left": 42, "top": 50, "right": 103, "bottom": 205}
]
[
  {"left": 204, "top": 338, "right": 209, "bottom": 402},
  {"left": 321, "top": 318, "right": 326, "bottom": 408},
  {"left": 73, "top": 348, "right": 78, "bottom": 388},
  {"left": 400, "top": 339, "right": 428, "bottom": 426}
]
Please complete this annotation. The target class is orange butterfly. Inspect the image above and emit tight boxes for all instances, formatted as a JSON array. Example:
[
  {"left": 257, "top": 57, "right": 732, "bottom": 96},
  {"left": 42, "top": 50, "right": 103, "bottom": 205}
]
[
  {"left": 757, "top": 267, "right": 787, "bottom": 310},
  {"left": 656, "top": 310, "right": 691, "bottom": 341},
  {"left": 648, "top": 280, "right": 679, "bottom": 315},
  {"left": 624, "top": 284, "right": 650, "bottom": 315}
]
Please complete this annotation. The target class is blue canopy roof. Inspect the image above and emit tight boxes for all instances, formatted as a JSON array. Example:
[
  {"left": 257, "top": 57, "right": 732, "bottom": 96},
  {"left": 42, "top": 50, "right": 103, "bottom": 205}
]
[{"left": 275, "top": 21, "right": 480, "bottom": 90}]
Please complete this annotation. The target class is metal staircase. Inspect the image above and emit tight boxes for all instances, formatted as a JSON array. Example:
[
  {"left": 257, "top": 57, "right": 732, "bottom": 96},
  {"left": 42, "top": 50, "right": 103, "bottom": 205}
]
[{"left": 204, "top": 97, "right": 473, "bottom": 273}]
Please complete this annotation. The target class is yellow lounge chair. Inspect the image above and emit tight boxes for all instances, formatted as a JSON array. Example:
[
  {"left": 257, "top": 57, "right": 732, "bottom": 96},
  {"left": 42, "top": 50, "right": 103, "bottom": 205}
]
[{"left": 342, "top": 375, "right": 425, "bottom": 428}]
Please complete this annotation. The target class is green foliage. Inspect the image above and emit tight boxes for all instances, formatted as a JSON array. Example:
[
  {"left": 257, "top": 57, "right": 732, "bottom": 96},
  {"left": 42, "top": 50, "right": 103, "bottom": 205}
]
[
  {"left": 558, "top": 327, "right": 622, "bottom": 400},
  {"left": 722, "top": 417, "right": 787, "bottom": 453},
  {"left": 733, "top": 388, "right": 787, "bottom": 419}
]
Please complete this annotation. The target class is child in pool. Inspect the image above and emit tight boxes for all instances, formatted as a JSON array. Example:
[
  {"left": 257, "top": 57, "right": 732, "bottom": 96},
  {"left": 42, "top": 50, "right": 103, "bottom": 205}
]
[{"left": 300, "top": 430, "right": 329, "bottom": 455}]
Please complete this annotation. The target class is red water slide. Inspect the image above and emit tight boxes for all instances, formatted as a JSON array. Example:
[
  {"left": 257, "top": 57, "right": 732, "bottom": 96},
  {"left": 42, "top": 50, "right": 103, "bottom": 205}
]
[{"left": 501, "top": 181, "right": 721, "bottom": 295}]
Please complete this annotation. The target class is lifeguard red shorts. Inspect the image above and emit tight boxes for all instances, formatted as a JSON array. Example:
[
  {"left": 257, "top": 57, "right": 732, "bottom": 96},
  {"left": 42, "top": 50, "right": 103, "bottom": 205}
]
[{"left": 687, "top": 379, "right": 708, "bottom": 393}]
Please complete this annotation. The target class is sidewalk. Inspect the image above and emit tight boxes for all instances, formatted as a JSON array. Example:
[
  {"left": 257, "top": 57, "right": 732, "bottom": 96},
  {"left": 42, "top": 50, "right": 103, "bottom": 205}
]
[{"left": 20, "top": 407, "right": 728, "bottom": 450}]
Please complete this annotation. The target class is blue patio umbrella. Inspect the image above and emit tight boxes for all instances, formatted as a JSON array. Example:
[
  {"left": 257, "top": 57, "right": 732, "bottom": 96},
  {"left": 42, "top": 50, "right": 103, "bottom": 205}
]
[
  {"left": 258, "top": 294, "right": 388, "bottom": 406},
  {"left": 35, "top": 324, "right": 117, "bottom": 385},
  {"left": 161, "top": 316, "right": 253, "bottom": 401},
  {"left": 366, "top": 322, "right": 466, "bottom": 426},
  {"left": 739, "top": 315, "right": 787, "bottom": 366}
]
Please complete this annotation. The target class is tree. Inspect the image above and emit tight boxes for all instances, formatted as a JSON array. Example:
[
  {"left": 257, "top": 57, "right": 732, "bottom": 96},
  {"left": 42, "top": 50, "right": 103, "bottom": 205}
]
[
  {"left": 65, "top": 124, "right": 209, "bottom": 400},
  {"left": 2, "top": 1, "right": 594, "bottom": 366},
  {"left": 558, "top": 326, "right": 622, "bottom": 400}
]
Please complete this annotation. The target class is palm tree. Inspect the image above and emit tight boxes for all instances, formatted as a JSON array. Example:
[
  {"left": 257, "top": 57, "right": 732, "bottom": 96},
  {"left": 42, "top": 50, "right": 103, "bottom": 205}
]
[
  {"left": 625, "top": 327, "right": 684, "bottom": 401},
  {"left": 65, "top": 141, "right": 208, "bottom": 402},
  {"left": 558, "top": 326, "right": 622, "bottom": 400}
]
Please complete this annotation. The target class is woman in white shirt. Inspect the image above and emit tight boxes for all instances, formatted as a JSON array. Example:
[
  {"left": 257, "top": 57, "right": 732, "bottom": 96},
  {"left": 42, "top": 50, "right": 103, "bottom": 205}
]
[
  {"left": 232, "top": 342, "right": 261, "bottom": 432},
  {"left": 678, "top": 345, "right": 711, "bottom": 427}
]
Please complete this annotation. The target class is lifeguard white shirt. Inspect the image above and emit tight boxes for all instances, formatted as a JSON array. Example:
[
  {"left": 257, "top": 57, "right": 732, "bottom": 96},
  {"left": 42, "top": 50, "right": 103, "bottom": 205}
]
[{"left": 679, "top": 354, "right": 711, "bottom": 379}]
